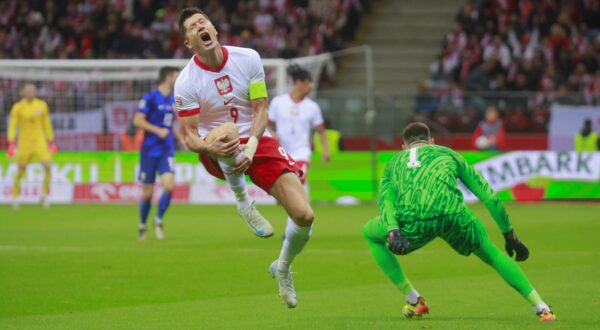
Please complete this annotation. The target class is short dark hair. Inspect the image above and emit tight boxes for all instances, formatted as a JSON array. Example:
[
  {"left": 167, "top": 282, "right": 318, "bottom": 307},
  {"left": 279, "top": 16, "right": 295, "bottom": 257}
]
[
  {"left": 402, "top": 122, "right": 430, "bottom": 145},
  {"left": 178, "top": 7, "right": 208, "bottom": 39},
  {"left": 287, "top": 64, "right": 312, "bottom": 82},
  {"left": 158, "top": 66, "right": 179, "bottom": 83}
]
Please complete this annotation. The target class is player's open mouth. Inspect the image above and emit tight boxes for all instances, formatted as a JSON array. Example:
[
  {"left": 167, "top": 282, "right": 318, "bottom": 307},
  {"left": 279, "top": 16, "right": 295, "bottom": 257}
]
[{"left": 200, "top": 32, "right": 212, "bottom": 46}]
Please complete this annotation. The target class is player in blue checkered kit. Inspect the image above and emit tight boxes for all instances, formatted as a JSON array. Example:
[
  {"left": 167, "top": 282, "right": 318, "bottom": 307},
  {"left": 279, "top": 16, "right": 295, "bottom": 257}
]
[{"left": 133, "top": 66, "right": 180, "bottom": 240}]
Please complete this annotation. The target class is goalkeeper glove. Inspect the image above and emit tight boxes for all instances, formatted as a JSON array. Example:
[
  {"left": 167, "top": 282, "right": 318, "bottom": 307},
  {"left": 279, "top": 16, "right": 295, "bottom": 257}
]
[
  {"left": 503, "top": 229, "right": 529, "bottom": 262},
  {"left": 7, "top": 142, "right": 16, "bottom": 158},
  {"left": 48, "top": 141, "right": 59, "bottom": 153},
  {"left": 387, "top": 229, "right": 410, "bottom": 255}
]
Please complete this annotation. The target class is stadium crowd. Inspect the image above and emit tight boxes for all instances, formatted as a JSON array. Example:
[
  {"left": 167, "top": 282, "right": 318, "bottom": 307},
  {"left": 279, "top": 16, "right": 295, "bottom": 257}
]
[
  {"left": 419, "top": 0, "right": 600, "bottom": 133},
  {"left": 0, "top": 0, "right": 369, "bottom": 59}
]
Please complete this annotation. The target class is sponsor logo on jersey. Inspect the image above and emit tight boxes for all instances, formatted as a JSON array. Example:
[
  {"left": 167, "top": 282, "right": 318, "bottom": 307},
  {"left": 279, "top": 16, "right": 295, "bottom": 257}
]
[{"left": 214, "top": 75, "right": 233, "bottom": 95}]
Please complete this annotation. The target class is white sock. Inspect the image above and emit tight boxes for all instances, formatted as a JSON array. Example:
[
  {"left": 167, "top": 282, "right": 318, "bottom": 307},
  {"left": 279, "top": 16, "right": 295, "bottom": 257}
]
[
  {"left": 277, "top": 217, "right": 312, "bottom": 272},
  {"left": 154, "top": 216, "right": 163, "bottom": 224},
  {"left": 218, "top": 153, "right": 251, "bottom": 209},
  {"left": 534, "top": 302, "right": 550, "bottom": 313},
  {"left": 406, "top": 289, "right": 420, "bottom": 305}
]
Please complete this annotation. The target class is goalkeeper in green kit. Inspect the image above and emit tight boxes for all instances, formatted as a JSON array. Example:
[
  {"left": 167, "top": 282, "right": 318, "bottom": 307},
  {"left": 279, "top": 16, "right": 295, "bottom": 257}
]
[{"left": 362, "top": 122, "right": 556, "bottom": 322}]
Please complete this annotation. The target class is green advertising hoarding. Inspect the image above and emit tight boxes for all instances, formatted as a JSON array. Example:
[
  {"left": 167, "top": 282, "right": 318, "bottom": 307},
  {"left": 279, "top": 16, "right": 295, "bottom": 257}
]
[{"left": 1, "top": 151, "right": 599, "bottom": 202}]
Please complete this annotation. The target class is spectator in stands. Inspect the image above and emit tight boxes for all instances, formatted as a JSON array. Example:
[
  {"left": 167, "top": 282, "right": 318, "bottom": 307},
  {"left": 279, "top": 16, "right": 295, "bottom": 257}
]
[
  {"left": 120, "top": 122, "right": 144, "bottom": 152},
  {"left": 483, "top": 35, "right": 511, "bottom": 69},
  {"left": 574, "top": 118, "right": 599, "bottom": 151},
  {"left": 0, "top": 0, "right": 370, "bottom": 60},
  {"left": 471, "top": 105, "right": 506, "bottom": 150}
]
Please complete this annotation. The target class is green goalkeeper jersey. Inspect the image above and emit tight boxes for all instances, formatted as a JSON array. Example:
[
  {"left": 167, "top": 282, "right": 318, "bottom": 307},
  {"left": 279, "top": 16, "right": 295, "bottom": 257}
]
[{"left": 378, "top": 144, "right": 512, "bottom": 234}]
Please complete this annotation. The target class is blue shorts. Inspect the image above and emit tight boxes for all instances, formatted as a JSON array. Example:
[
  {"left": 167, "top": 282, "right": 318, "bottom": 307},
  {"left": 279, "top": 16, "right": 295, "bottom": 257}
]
[{"left": 139, "top": 154, "right": 175, "bottom": 184}]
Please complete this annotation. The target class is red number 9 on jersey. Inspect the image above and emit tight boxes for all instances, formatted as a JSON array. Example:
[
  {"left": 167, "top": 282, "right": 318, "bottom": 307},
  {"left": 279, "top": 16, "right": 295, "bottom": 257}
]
[{"left": 230, "top": 107, "right": 238, "bottom": 123}]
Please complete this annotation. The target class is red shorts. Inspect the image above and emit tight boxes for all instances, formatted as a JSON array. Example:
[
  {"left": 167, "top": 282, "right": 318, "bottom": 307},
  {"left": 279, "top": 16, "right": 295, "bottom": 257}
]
[
  {"left": 199, "top": 136, "right": 303, "bottom": 193},
  {"left": 296, "top": 161, "right": 310, "bottom": 183}
]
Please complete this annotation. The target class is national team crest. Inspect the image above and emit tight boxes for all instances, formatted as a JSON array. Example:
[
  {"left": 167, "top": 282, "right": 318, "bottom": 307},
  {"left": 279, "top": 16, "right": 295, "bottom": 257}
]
[{"left": 214, "top": 75, "right": 233, "bottom": 96}]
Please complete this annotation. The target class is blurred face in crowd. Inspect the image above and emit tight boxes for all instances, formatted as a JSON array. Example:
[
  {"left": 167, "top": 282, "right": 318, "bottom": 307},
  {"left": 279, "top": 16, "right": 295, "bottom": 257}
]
[
  {"left": 485, "top": 106, "right": 499, "bottom": 123},
  {"left": 183, "top": 13, "right": 219, "bottom": 54},
  {"left": 22, "top": 83, "right": 37, "bottom": 100},
  {"left": 294, "top": 79, "right": 313, "bottom": 98}
]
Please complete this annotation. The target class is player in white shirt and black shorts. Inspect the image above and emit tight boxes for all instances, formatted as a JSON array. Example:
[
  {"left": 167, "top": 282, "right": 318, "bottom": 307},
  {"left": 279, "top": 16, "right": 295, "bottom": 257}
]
[
  {"left": 268, "top": 65, "right": 330, "bottom": 186},
  {"left": 175, "top": 7, "right": 313, "bottom": 308}
]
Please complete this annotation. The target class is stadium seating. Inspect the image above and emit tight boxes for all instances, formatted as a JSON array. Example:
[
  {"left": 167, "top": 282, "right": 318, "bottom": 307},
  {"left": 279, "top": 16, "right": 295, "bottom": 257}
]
[
  {"left": 0, "top": 0, "right": 370, "bottom": 60},
  {"left": 421, "top": 0, "right": 600, "bottom": 133}
]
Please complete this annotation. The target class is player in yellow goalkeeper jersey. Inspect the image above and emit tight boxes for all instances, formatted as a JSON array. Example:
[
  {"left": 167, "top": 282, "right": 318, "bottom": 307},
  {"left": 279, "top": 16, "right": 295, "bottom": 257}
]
[{"left": 7, "top": 82, "right": 58, "bottom": 209}]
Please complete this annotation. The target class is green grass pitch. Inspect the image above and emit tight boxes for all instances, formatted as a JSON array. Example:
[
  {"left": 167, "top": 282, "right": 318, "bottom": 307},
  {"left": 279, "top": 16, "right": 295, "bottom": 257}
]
[{"left": 0, "top": 202, "right": 599, "bottom": 329}]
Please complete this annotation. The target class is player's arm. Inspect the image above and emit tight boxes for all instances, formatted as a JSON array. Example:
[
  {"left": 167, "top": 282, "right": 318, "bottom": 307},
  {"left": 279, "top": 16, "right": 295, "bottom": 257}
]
[
  {"left": 133, "top": 96, "right": 169, "bottom": 139},
  {"left": 454, "top": 151, "right": 528, "bottom": 261},
  {"left": 313, "top": 107, "right": 330, "bottom": 161},
  {"left": 175, "top": 81, "right": 238, "bottom": 156},
  {"left": 455, "top": 151, "right": 512, "bottom": 233},
  {"left": 316, "top": 125, "right": 330, "bottom": 162},
  {"left": 379, "top": 157, "right": 410, "bottom": 255},
  {"left": 7, "top": 104, "right": 18, "bottom": 157},
  {"left": 378, "top": 159, "right": 399, "bottom": 233},
  {"left": 42, "top": 103, "right": 58, "bottom": 153},
  {"left": 267, "top": 99, "right": 278, "bottom": 140},
  {"left": 173, "top": 120, "right": 187, "bottom": 150}
]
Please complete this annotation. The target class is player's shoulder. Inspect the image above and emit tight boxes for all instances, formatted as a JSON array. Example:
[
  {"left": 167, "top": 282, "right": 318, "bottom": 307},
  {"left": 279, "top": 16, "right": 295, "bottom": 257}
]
[
  {"left": 34, "top": 98, "right": 49, "bottom": 108},
  {"left": 225, "top": 45, "right": 261, "bottom": 60},
  {"left": 303, "top": 97, "right": 320, "bottom": 109},
  {"left": 270, "top": 94, "right": 287, "bottom": 104},
  {"left": 174, "top": 59, "right": 196, "bottom": 90},
  {"left": 143, "top": 88, "right": 158, "bottom": 99}
]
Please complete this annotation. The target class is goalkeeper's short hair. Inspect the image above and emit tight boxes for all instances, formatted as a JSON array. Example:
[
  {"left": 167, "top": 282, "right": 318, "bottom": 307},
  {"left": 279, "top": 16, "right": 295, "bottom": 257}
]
[{"left": 402, "top": 122, "right": 431, "bottom": 145}]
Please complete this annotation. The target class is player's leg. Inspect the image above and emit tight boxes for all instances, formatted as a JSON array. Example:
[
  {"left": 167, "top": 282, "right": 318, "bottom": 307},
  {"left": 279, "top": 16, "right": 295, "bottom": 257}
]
[
  {"left": 154, "top": 156, "right": 175, "bottom": 240},
  {"left": 40, "top": 160, "right": 52, "bottom": 208},
  {"left": 268, "top": 172, "right": 314, "bottom": 308},
  {"left": 440, "top": 211, "right": 555, "bottom": 321},
  {"left": 205, "top": 123, "right": 273, "bottom": 237},
  {"left": 205, "top": 123, "right": 250, "bottom": 207},
  {"left": 12, "top": 164, "right": 27, "bottom": 209},
  {"left": 138, "top": 155, "right": 158, "bottom": 240},
  {"left": 12, "top": 148, "right": 31, "bottom": 209},
  {"left": 297, "top": 161, "right": 310, "bottom": 195},
  {"left": 473, "top": 238, "right": 555, "bottom": 320},
  {"left": 362, "top": 218, "right": 428, "bottom": 317}
]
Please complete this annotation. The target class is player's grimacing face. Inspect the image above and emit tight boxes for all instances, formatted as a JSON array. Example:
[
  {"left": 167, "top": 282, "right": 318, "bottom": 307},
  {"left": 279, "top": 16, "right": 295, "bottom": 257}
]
[{"left": 184, "top": 14, "right": 218, "bottom": 53}]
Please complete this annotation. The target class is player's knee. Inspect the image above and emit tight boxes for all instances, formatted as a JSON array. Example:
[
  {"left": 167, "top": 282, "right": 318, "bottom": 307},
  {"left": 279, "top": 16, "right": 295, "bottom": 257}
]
[
  {"left": 206, "top": 122, "right": 239, "bottom": 143},
  {"left": 142, "top": 186, "right": 153, "bottom": 201},
  {"left": 292, "top": 207, "right": 314, "bottom": 227},
  {"left": 162, "top": 183, "right": 174, "bottom": 194}
]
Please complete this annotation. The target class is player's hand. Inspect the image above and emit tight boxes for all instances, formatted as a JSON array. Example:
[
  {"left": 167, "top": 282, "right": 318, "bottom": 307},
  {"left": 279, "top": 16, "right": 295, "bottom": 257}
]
[
  {"left": 7, "top": 142, "right": 16, "bottom": 158},
  {"left": 233, "top": 144, "right": 252, "bottom": 173},
  {"left": 207, "top": 135, "right": 239, "bottom": 158},
  {"left": 157, "top": 128, "right": 170, "bottom": 139},
  {"left": 387, "top": 229, "right": 410, "bottom": 255},
  {"left": 503, "top": 230, "right": 529, "bottom": 262},
  {"left": 322, "top": 150, "right": 330, "bottom": 162},
  {"left": 48, "top": 141, "right": 59, "bottom": 154}
]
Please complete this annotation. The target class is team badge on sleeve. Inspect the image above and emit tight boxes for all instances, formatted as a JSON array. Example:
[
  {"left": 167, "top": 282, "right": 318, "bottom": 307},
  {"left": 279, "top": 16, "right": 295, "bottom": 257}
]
[
  {"left": 175, "top": 96, "right": 183, "bottom": 108},
  {"left": 214, "top": 75, "right": 233, "bottom": 95}
]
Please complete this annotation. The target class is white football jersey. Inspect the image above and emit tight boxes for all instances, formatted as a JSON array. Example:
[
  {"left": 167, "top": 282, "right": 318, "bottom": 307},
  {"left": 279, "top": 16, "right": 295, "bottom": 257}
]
[
  {"left": 174, "top": 46, "right": 270, "bottom": 138},
  {"left": 268, "top": 94, "right": 324, "bottom": 161}
]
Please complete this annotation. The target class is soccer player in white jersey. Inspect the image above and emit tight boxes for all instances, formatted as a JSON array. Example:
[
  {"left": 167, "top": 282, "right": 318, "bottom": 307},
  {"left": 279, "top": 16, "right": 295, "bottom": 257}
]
[
  {"left": 268, "top": 65, "right": 330, "bottom": 185},
  {"left": 174, "top": 7, "right": 314, "bottom": 308}
]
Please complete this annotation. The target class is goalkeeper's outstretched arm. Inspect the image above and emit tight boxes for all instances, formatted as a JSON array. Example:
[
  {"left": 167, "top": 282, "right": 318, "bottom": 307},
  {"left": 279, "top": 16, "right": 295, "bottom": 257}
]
[{"left": 453, "top": 152, "right": 512, "bottom": 234}]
